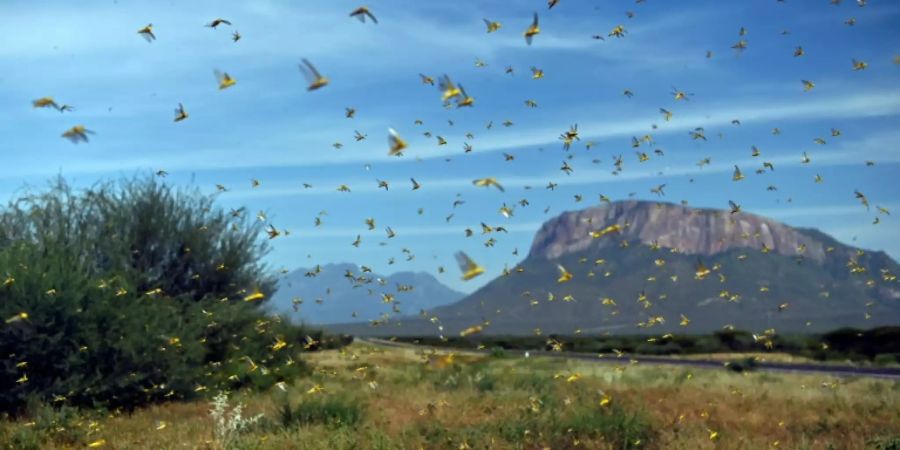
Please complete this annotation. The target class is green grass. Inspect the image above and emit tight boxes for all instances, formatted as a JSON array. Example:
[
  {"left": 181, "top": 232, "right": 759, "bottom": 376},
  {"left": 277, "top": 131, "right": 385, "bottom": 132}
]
[{"left": 278, "top": 394, "right": 365, "bottom": 428}]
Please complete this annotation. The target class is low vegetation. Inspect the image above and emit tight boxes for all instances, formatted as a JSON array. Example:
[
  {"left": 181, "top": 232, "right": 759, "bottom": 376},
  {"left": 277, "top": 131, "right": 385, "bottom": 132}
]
[
  {"left": 395, "top": 326, "right": 900, "bottom": 364},
  {"left": 2, "top": 342, "right": 897, "bottom": 449}
]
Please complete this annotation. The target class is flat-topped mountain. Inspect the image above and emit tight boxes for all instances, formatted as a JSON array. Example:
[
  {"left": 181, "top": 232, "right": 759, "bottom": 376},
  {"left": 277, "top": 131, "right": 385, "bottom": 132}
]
[
  {"left": 531, "top": 200, "right": 842, "bottom": 263},
  {"left": 332, "top": 201, "right": 900, "bottom": 336}
]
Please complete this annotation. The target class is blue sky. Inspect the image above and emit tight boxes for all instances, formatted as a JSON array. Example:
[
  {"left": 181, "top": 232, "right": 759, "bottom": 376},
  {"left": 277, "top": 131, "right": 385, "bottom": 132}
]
[{"left": 1, "top": 0, "right": 898, "bottom": 293}]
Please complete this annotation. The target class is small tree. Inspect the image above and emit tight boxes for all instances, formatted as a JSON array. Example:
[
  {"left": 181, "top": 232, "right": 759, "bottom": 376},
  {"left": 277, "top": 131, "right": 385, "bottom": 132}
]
[{"left": 0, "top": 176, "right": 306, "bottom": 415}]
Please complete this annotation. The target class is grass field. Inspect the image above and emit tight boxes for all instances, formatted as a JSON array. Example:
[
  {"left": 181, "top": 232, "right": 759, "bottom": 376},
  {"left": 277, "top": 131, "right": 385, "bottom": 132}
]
[{"left": 2, "top": 342, "right": 899, "bottom": 450}]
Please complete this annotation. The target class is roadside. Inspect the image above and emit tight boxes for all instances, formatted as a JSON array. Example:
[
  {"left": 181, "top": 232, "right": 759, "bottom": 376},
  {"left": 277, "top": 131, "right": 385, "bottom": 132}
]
[{"left": 357, "top": 337, "right": 900, "bottom": 380}]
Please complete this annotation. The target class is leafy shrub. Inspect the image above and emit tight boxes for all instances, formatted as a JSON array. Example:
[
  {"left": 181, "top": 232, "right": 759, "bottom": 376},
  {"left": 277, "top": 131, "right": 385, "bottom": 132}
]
[
  {"left": 715, "top": 330, "right": 756, "bottom": 351},
  {"left": 869, "top": 436, "right": 900, "bottom": 450},
  {"left": 823, "top": 327, "right": 900, "bottom": 359},
  {"left": 635, "top": 341, "right": 683, "bottom": 355},
  {"left": 725, "top": 357, "right": 759, "bottom": 373},
  {"left": 0, "top": 426, "right": 43, "bottom": 450},
  {"left": 0, "top": 176, "right": 319, "bottom": 415},
  {"left": 0, "top": 397, "right": 93, "bottom": 450}
]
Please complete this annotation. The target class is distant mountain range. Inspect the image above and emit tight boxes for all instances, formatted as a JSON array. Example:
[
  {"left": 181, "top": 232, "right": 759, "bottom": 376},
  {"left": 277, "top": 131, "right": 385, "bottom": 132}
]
[
  {"left": 329, "top": 200, "right": 900, "bottom": 336},
  {"left": 268, "top": 263, "right": 464, "bottom": 325}
]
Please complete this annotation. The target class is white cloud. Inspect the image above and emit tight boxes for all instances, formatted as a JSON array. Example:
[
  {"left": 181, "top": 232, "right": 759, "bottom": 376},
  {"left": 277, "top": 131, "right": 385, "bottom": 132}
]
[
  {"left": 8, "top": 86, "right": 894, "bottom": 184},
  {"left": 200, "top": 127, "right": 900, "bottom": 201},
  {"left": 275, "top": 221, "right": 543, "bottom": 240}
]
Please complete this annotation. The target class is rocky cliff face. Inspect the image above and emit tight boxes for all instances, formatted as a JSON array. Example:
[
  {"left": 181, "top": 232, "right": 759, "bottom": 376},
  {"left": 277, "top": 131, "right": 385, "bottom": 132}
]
[{"left": 529, "top": 200, "right": 834, "bottom": 263}]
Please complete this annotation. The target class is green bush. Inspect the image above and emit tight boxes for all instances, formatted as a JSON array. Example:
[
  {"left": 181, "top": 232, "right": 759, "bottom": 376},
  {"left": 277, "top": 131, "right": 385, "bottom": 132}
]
[
  {"left": 0, "top": 176, "right": 318, "bottom": 415},
  {"left": 0, "top": 426, "right": 43, "bottom": 450},
  {"left": 725, "top": 357, "right": 759, "bottom": 373},
  {"left": 873, "top": 353, "right": 899, "bottom": 366},
  {"left": 869, "top": 436, "right": 900, "bottom": 450},
  {"left": 635, "top": 341, "right": 684, "bottom": 355},
  {"left": 0, "top": 398, "right": 93, "bottom": 449}
]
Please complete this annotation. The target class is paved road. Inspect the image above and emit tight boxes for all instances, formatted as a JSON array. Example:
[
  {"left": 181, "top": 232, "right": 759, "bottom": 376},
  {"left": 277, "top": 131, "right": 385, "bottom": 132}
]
[{"left": 356, "top": 337, "right": 900, "bottom": 380}]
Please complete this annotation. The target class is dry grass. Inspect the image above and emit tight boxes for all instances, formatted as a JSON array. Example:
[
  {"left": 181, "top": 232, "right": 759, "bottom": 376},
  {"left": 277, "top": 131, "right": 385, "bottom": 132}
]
[{"left": 2, "top": 342, "right": 898, "bottom": 450}]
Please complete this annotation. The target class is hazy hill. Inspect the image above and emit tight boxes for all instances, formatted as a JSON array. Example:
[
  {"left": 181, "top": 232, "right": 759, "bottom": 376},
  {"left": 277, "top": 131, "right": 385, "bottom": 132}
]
[
  {"left": 331, "top": 201, "right": 900, "bottom": 336},
  {"left": 269, "top": 263, "right": 464, "bottom": 325}
]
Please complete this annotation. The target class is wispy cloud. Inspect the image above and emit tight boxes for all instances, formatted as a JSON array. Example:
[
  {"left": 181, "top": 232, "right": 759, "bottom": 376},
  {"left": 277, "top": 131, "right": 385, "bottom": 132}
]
[
  {"left": 2, "top": 0, "right": 898, "bottom": 279},
  {"left": 202, "top": 128, "right": 900, "bottom": 201},
  {"left": 6, "top": 86, "right": 895, "bottom": 183},
  {"left": 276, "top": 221, "right": 543, "bottom": 240}
]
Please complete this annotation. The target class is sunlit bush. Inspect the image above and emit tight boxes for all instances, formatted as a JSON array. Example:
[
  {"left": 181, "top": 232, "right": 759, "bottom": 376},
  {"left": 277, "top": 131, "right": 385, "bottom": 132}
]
[{"left": 0, "top": 176, "right": 314, "bottom": 415}]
